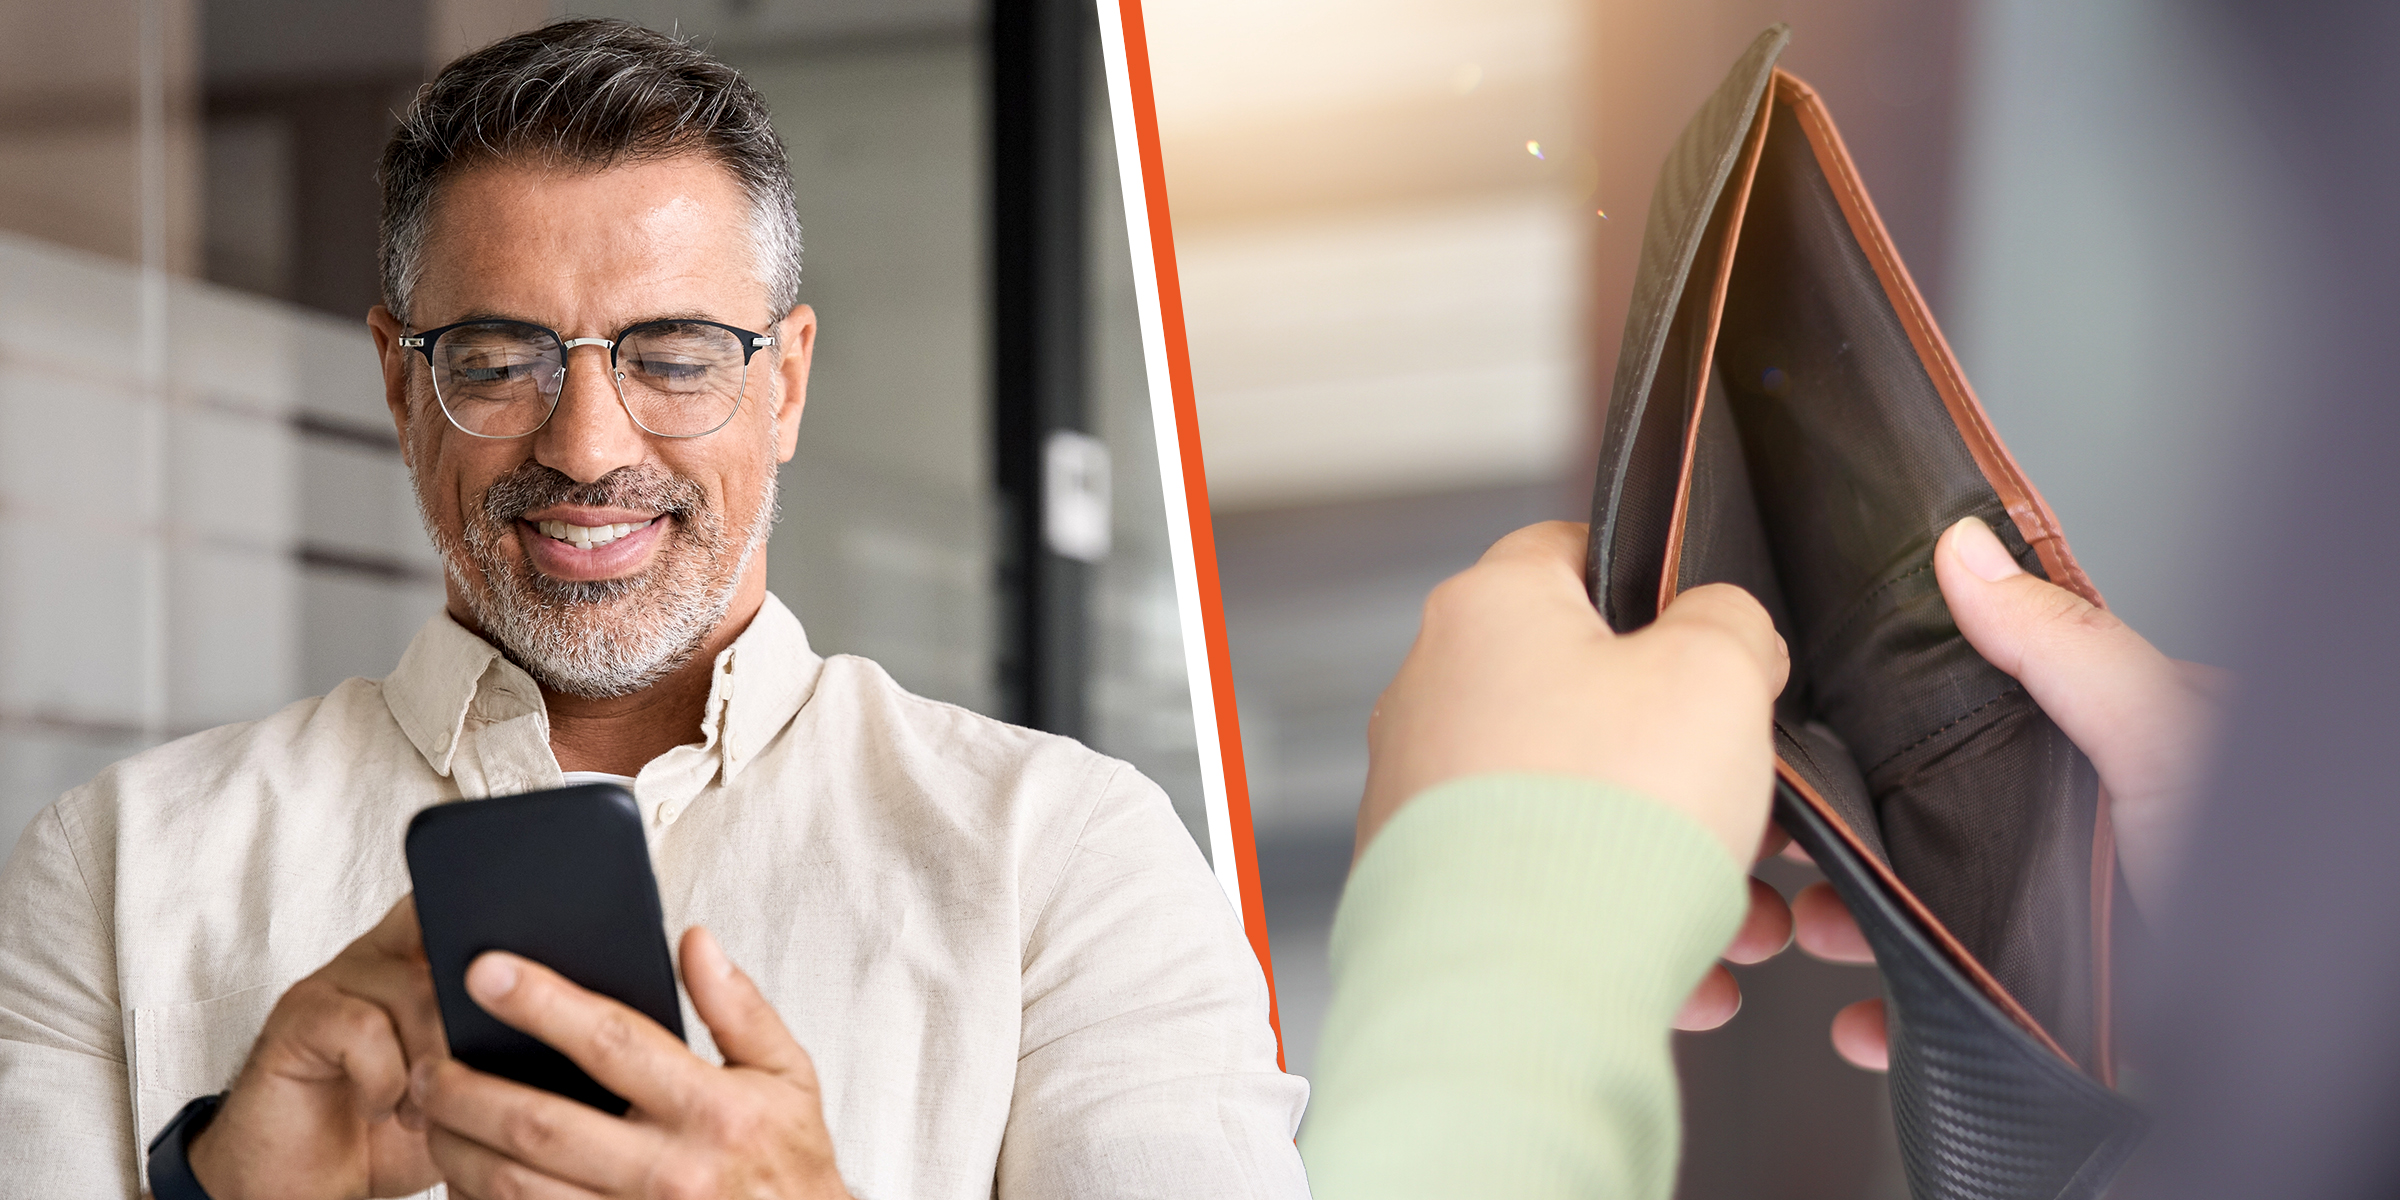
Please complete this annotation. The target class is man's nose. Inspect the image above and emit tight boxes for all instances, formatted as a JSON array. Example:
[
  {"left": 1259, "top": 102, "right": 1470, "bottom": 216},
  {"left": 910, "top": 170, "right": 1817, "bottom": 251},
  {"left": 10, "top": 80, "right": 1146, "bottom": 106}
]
[{"left": 533, "top": 342, "right": 647, "bottom": 483}]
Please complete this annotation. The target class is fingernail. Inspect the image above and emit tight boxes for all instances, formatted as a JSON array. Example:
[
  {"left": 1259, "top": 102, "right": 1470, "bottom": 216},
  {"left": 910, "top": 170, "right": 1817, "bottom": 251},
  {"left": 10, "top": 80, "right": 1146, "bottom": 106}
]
[
  {"left": 410, "top": 1056, "right": 436, "bottom": 1100},
  {"left": 1949, "top": 517, "right": 2024, "bottom": 583},
  {"left": 466, "top": 952, "right": 519, "bottom": 1001}
]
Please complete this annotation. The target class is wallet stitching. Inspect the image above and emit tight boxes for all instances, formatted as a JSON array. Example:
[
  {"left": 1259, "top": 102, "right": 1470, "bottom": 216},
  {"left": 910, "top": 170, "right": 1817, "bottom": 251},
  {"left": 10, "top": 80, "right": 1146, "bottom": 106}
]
[
  {"left": 1798, "top": 557, "right": 1934, "bottom": 672},
  {"left": 1863, "top": 686, "right": 2020, "bottom": 778},
  {"left": 1775, "top": 724, "right": 1821, "bottom": 773}
]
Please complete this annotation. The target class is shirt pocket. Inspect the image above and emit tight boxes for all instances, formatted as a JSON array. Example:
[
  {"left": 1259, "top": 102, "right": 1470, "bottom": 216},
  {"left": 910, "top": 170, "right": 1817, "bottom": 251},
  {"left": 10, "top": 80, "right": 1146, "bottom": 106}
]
[{"left": 127, "top": 983, "right": 279, "bottom": 1151}]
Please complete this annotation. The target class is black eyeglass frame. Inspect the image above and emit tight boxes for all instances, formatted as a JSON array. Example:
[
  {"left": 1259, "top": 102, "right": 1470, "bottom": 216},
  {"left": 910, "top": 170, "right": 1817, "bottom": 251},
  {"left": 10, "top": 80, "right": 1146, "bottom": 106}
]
[{"left": 397, "top": 317, "right": 778, "bottom": 440}]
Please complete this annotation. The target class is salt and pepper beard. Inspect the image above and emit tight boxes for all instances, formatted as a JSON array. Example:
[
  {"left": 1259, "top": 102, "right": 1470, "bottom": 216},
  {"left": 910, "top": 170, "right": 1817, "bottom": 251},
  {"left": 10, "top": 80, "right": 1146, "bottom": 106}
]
[{"left": 426, "top": 456, "right": 779, "bottom": 699}]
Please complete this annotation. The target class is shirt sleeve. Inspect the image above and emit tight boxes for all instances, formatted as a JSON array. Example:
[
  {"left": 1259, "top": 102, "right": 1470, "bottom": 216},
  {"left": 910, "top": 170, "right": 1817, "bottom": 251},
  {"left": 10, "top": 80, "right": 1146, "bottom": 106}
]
[
  {"left": 1299, "top": 774, "right": 1748, "bottom": 1200},
  {"left": 996, "top": 764, "right": 1310, "bottom": 1199},
  {"left": 0, "top": 797, "right": 139, "bottom": 1197}
]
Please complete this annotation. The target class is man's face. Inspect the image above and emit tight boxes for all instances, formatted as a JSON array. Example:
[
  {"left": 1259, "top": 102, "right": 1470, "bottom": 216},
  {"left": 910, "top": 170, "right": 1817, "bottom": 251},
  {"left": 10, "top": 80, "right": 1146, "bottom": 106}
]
[{"left": 368, "top": 156, "right": 814, "bottom": 697}]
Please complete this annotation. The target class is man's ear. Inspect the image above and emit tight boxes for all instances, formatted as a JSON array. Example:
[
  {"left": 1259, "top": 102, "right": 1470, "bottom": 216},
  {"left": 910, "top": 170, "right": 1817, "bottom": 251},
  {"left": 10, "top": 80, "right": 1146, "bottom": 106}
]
[
  {"left": 769, "top": 303, "right": 816, "bottom": 464},
  {"left": 366, "top": 305, "right": 415, "bottom": 468}
]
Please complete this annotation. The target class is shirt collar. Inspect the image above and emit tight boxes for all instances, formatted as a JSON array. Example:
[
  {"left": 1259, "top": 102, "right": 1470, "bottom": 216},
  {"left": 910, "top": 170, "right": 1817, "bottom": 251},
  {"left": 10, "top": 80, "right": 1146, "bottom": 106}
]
[{"left": 383, "top": 593, "right": 823, "bottom": 785}]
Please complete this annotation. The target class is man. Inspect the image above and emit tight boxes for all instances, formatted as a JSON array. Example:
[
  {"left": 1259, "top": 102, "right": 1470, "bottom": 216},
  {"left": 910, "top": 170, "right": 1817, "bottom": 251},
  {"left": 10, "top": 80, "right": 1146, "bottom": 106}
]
[{"left": 0, "top": 21, "right": 1304, "bottom": 1199}]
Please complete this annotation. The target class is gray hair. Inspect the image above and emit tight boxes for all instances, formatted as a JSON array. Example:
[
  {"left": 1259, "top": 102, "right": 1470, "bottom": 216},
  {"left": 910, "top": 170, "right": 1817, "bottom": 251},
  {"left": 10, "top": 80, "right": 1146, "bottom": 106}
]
[{"left": 378, "top": 18, "right": 801, "bottom": 324}]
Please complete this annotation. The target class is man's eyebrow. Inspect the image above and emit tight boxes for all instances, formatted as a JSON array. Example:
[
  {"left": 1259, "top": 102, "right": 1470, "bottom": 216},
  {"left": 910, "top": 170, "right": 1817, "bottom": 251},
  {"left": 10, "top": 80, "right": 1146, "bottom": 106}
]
[
  {"left": 416, "top": 311, "right": 756, "bottom": 333},
  {"left": 419, "top": 310, "right": 551, "bottom": 331},
  {"left": 620, "top": 311, "right": 753, "bottom": 329}
]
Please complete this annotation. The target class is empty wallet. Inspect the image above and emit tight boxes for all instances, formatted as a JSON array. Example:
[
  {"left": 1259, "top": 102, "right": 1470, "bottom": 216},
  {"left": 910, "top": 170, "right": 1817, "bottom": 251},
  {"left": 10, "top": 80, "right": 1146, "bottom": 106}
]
[{"left": 1583, "top": 25, "right": 2145, "bottom": 1200}]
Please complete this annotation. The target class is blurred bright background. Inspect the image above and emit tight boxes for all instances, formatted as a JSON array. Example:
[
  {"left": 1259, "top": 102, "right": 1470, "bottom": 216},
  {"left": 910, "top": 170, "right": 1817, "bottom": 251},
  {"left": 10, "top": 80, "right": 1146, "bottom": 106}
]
[{"left": 0, "top": 1, "right": 2276, "bottom": 1196}]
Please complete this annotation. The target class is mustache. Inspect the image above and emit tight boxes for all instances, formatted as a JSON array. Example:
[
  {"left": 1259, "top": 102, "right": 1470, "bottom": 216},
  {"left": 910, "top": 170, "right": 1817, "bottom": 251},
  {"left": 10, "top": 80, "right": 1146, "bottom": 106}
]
[{"left": 478, "top": 462, "right": 708, "bottom": 528}]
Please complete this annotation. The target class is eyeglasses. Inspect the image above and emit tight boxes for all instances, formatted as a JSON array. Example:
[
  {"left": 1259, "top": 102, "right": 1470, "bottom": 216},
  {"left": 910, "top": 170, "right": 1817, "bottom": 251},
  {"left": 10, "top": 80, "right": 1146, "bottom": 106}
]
[{"left": 397, "top": 317, "right": 776, "bottom": 439}]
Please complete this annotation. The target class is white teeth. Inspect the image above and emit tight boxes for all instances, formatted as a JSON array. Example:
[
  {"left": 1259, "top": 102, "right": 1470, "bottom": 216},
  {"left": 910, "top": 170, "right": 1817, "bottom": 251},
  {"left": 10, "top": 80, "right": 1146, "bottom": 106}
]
[{"left": 535, "top": 518, "right": 653, "bottom": 549}]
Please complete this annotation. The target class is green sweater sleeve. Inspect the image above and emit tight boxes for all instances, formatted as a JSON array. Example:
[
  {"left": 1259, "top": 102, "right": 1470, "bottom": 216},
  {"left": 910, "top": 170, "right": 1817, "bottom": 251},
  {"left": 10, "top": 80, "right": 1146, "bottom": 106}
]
[{"left": 1298, "top": 774, "right": 1748, "bottom": 1200}]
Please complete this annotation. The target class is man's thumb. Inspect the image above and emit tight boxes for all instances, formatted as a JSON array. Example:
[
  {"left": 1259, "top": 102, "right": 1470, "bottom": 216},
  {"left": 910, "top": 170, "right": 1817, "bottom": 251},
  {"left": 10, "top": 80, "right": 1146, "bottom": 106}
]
[
  {"left": 683, "top": 926, "right": 813, "bottom": 1079},
  {"left": 1933, "top": 517, "right": 2176, "bottom": 758}
]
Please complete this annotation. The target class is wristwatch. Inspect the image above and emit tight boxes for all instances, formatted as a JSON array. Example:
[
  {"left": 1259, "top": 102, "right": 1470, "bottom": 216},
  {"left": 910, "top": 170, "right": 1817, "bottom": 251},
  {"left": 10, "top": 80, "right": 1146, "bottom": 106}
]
[{"left": 145, "top": 1092, "right": 224, "bottom": 1200}]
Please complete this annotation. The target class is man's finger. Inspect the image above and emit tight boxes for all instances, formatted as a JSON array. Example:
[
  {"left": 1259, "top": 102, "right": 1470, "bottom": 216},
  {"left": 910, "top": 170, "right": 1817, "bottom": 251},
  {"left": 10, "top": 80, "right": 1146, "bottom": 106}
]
[
  {"left": 681, "top": 927, "right": 812, "bottom": 1079},
  {"left": 1650, "top": 583, "right": 1791, "bottom": 699},
  {"left": 1830, "top": 999, "right": 1890, "bottom": 1071},
  {"left": 327, "top": 897, "right": 447, "bottom": 1069},
  {"left": 1792, "top": 883, "right": 1875, "bottom": 965},
  {"left": 1426, "top": 521, "right": 1606, "bottom": 649},
  {"left": 332, "top": 974, "right": 445, "bottom": 1072},
  {"left": 1722, "top": 878, "right": 1794, "bottom": 966},
  {"left": 1940, "top": 517, "right": 2221, "bottom": 912},
  {"left": 1674, "top": 964, "right": 1742, "bottom": 1031},
  {"left": 276, "top": 983, "right": 414, "bottom": 1122},
  {"left": 1755, "top": 824, "right": 1791, "bottom": 863},
  {"left": 426, "top": 1123, "right": 608, "bottom": 1200},
  {"left": 464, "top": 951, "right": 704, "bottom": 1116},
  {"left": 363, "top": 894, "right": 426, "bottom": 959},
  {"left": 1935, "top": 518, "right": 2189, "bottom": 770},
  {"left": 1469, "top": 520, "right": 1589, "bottom": 578},
  {"left": 411, "top": 1057, "right": 654, "bottom": 1190}
]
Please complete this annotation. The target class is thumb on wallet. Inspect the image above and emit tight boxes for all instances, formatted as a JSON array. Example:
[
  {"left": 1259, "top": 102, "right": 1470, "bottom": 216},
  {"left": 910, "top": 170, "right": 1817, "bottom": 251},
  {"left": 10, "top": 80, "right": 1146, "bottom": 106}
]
[{"left": 1934, "top": 516, "right": 2218, "bottom": 908}]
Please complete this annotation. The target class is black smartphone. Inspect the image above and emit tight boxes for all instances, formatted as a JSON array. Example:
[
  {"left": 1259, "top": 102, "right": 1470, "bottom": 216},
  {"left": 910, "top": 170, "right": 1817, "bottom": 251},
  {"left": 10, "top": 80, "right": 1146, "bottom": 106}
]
[{"left": 403, "top": 783, "right": 685, "bottom": 1114}]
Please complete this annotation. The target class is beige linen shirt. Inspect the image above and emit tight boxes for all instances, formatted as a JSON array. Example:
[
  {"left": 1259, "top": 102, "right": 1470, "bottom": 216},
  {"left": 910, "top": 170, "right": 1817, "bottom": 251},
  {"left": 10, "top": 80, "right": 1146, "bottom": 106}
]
[{"left": 0, "top": 595, "right": 1308, "bottom": 1198}]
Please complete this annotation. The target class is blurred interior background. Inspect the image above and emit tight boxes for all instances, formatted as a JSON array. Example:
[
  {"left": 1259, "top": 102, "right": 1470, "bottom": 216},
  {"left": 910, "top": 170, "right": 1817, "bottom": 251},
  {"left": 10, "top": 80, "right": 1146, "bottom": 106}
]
[{"left": 0, "top": 1, "right": 2274, "bottom": 1197}]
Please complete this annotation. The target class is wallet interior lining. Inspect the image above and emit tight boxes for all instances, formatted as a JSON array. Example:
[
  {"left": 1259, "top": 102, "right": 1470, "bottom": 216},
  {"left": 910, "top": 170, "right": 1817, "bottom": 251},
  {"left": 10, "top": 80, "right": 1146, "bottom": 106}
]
[
  {"left": 1773, "top": 75, "right": 2099, "bottom": 606},
  {"left": 1655, "top": 79, "right": 2106, "bottom": 1072}
]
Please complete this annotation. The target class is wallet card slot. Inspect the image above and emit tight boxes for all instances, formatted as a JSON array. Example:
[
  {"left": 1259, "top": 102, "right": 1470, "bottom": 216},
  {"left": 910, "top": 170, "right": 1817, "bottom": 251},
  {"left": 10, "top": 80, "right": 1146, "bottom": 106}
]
[
  {"left": 1673, "top": 371, "right": 1800, "bottom": 657},
  {"left": 1773, "top": 721, "right": 1885, "bottom": 865}
]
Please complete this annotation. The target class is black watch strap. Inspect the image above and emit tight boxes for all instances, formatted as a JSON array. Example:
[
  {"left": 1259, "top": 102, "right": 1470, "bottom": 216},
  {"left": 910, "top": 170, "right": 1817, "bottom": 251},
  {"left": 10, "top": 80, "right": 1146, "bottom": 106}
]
[{"left": 145, "top": 1092, "right": 224, "bottom": 1200}]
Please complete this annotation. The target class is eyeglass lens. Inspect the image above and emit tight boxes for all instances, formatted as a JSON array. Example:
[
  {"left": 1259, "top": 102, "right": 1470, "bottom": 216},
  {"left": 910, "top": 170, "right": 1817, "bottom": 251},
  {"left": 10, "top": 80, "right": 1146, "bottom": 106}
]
[{"left": 429, "top": 320, "right": 749, "bottom": 438}]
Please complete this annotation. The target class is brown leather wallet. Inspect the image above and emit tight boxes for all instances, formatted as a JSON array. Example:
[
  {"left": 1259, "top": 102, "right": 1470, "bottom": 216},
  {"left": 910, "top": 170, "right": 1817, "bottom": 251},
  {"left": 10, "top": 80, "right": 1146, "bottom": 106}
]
[{"left": 1584, "top": 25, "right": 2143, "bottom": 1200}]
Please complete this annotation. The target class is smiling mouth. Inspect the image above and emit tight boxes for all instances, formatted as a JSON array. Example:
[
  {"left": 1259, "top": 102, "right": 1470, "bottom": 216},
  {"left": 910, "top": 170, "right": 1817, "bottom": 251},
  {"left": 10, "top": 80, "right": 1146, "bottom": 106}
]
[{"left": 532, "top": 517, "right": 660, "bottom": 550}]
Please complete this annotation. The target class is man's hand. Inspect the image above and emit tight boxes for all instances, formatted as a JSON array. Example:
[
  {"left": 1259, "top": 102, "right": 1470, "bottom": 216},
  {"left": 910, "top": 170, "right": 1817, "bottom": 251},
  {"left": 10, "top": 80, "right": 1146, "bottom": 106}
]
[
  {"left": 187, "top": 898, "right": 444, "bottom": 1199},
  {"left": 1796, "top": 515, "right": 2226, "bottom": 1070},
  {"left": 1361, "top": 521, "right": 1788, "bottom": 863},
  {"left": 1359, "top": 520, "right": 1791, "bottom": 1028},
  {"left": 415, "top": 925, "right": 852, "bottom": 1200}
]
